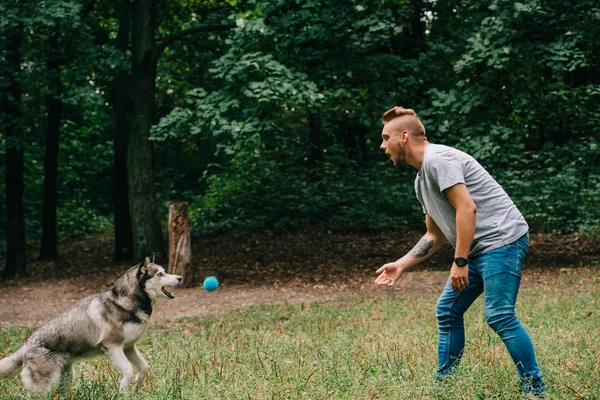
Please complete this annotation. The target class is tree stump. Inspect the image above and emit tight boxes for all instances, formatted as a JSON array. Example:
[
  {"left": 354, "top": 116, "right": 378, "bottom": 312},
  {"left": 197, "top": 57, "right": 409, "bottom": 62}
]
[{"left": 168, "top": 202, "right": 195, "bottom": 287}]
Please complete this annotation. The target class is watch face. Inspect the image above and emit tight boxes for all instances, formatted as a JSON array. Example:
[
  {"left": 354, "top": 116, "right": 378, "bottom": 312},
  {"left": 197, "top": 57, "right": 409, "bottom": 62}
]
[{"left": 455, "top": 257, "right": 468, "bottom": 267}]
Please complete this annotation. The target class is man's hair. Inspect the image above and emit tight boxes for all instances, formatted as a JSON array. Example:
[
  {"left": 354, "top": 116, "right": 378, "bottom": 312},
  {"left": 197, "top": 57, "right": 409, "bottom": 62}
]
[{"left": 381, "top": 106, "right": 426, "bottom": 137}]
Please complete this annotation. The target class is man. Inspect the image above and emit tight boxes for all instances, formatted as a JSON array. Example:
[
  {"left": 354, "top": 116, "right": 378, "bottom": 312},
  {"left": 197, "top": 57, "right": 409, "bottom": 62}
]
[{"left": 375, "top": 106, "right": 547, "bottom": 399}]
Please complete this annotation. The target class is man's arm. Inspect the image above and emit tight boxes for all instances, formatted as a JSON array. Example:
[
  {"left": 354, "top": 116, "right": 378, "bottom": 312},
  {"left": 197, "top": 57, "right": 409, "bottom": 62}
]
[
  {"left": 375, "top": 215, "right": 446, "bottom": 286},
  {"left": 443, "top": 183, "right": 476, "bottom": 292}
]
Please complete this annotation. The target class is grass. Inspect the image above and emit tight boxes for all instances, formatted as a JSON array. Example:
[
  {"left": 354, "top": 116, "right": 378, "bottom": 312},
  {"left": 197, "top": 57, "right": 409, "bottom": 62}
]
[{"left": 0, "top": 267, "right": 598, "bottom": 399}]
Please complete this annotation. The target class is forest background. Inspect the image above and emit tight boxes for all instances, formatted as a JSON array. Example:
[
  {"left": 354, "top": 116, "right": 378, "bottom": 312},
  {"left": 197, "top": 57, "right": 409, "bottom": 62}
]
[{"left": 1, "top": 0, "right": 599, "bottom": 278}]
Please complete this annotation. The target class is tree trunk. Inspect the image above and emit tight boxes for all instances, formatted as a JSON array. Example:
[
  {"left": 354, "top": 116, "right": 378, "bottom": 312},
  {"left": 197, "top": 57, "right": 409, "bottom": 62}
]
[
  {"left": 307, "top": 112, "right": 323, "bottom": 166},
  {"left": 112, "top": 0, "right": 133, "bottom": 261},
  {"left": 356, "top": 123, "right": 367, "bottom": 160},
  {"left": 167, "top": 202, "right": 194, "bottom": 287},
  {"left": 40, "top": 31, "right": 63, "bottom": 260},
  {"left": 2, "top": 26, "right": 27, "bottom": 279},
  {"left": 410, "top": 1, "right": 426, "bottom": 44},
  {"left": 128, "top": 0, "right": 166, "bottom": 262},
  {"left": 126, "top": 0, "right": 234, "bottom": 263}
]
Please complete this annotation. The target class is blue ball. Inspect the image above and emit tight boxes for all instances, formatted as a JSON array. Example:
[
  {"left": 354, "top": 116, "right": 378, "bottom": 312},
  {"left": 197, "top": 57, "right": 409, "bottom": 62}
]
[{"left": 203, "top": 276, "right": 219, "bottom": 292}]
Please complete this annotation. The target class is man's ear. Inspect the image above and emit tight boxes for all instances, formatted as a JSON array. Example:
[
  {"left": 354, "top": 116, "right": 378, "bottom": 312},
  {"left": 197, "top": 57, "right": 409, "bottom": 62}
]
[
  {"left": 402, "top": 130, "right": 409, "bottom": 143},
  {"left": 140, "top": 257, "right": 150, "bottom": 275}
]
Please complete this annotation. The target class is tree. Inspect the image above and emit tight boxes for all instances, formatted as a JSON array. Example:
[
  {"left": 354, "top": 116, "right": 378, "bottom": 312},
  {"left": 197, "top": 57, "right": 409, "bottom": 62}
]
[
  {"left": 1, "top": 19, "right": 27, "bottom": 278},
  {"left": 39, "top": 0, "right": 98, "bottom": 260},
  {"left": 128, "top": 0, "right": 165, "bottom": 262},
  {"left": 128, "top": 0, "right": 235, "bottom": 261},
  {"left": 39, "top": 28, "right": 63, "bottom": 260},
  {"left": 111, "top": 0, "right": 133, "bottom": 261}
]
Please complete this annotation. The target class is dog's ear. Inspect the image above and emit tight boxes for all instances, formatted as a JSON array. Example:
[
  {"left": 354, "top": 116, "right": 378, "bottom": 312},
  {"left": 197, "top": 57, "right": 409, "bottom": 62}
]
[{"left": 140, "top": 257, "right": 150, "bottom": 275}]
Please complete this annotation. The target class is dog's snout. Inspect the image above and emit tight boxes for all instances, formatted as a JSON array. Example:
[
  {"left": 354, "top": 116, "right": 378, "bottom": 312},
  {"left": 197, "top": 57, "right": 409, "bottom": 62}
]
[{"left": 177, "top": 276, "right": 182, "bottom": 283}]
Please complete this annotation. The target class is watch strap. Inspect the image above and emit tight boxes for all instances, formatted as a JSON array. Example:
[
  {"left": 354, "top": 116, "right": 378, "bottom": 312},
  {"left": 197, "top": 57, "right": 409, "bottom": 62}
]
[{"left": 454, "top": 257, "right": 469, "bottom": 267}]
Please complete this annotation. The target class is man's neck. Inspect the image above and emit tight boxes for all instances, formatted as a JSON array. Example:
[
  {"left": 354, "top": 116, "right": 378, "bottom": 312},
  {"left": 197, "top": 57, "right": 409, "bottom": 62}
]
[{"left": 407, "top": 141, "right": 429, "bottom": 169}]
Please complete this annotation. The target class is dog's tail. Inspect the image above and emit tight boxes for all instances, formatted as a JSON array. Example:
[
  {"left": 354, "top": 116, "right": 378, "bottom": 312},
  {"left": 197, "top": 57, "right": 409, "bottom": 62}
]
[{"left": 0, "top": 347, "right": 24, "bottom": 379}]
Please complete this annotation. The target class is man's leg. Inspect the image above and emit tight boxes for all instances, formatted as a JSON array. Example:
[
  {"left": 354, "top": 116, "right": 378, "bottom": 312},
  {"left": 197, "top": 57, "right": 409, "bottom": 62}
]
[
  {"left": 479, "top": 234, "right": 546, "bottom": 396},
  {"left": 435, "top": 268, "right": 483, "bottom": 379}
]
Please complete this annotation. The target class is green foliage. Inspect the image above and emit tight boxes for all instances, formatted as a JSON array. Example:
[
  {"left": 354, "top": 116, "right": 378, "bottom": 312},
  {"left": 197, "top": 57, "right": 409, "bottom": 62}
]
[
  {"left": 2, "top": 0, "right": 600, "bottom": 254},
  {"left": 152, "top": 1, "right": 423, "bottom": 234},
  {"left": 18, "top": 113, "right": 114, "bottom": 245},
  {"left": 152, "top": 28, "right": 422, "bottom": 233},
  {"left": 192, "top": 149, "right": 422, "bottom": 234},
  {"left": 418, "top": 0, "right": 600, "bottom": 233},
  {"left": 501, "top": 139, "right": 600, "bottom": 233},
  {"left": 152, "top": 0, "right": 600, "bottom": 235},
  {"left": 0, "top": 0, "right": 121, "bottom": 253}
]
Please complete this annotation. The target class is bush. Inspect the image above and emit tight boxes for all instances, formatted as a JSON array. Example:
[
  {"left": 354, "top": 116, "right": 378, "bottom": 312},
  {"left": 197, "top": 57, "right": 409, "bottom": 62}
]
[{"left": 191, "top": 146, "right": 423, "bottom": 235}]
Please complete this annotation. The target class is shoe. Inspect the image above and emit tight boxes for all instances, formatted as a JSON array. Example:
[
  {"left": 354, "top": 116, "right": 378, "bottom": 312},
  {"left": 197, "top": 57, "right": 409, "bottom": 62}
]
[
  {"left": 522, "top": 378, "right": 547, "bottom": 399},
  {"left": 526, "top": 393, "right": 547, "bottom": 400}
]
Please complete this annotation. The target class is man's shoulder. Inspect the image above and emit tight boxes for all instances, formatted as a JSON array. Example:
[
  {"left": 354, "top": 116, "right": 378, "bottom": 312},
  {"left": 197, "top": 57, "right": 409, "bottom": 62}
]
[
  {"left": 423, "top": 144, "right": 465, "bottom": 167},
  {"left": 426, "top": 143, "right": 466, "bottom": 156}
]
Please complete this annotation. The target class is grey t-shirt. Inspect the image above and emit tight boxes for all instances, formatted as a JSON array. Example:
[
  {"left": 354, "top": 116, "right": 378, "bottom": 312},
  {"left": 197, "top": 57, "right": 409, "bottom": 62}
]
[{"left": 414, "top": 144, "right": 528, "bottom": 258}]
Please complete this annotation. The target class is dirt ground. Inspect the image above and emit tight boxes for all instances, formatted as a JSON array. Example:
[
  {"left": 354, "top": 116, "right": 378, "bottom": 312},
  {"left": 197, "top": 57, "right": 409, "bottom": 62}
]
[{"left": 1, "top": 229, "right": 598, "bottom": 328}]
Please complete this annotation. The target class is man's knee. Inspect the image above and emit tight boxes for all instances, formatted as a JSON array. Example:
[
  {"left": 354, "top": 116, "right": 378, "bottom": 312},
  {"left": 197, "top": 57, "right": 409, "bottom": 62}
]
[
  {"left": 436, "top": 297, "right": 464, "bottom": 328},
  {"left": 484, "top": 309, "right": 518, "bottom": 334}
]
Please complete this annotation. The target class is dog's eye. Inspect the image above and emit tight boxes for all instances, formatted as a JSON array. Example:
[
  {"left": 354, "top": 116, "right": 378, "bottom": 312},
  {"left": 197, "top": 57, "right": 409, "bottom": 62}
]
[{"left": 157, "top": 272, "right": 164, "bottom": 277}]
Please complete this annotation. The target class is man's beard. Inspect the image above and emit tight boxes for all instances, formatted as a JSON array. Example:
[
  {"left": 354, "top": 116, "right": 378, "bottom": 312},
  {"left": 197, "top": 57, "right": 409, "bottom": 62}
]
[{"left": 392, "top": 146, "right": 407, "bottom": 167}]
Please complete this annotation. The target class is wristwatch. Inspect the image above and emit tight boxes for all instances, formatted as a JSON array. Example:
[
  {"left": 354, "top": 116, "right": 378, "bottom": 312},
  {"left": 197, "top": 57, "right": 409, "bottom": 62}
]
[{"left": 454, "top": 257, "right": 469, "bottom": 267}]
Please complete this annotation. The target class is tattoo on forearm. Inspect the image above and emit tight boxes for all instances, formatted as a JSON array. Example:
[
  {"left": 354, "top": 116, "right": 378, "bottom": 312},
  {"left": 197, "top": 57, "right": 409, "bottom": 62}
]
[{"left": 410, "top": 238, "right": 434, "bottom": 258}]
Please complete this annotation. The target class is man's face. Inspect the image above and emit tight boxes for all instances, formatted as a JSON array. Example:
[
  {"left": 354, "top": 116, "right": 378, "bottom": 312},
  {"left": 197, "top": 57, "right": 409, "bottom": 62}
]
[{"left": 380, "top": 125, "right": 407, "bottom": 167}]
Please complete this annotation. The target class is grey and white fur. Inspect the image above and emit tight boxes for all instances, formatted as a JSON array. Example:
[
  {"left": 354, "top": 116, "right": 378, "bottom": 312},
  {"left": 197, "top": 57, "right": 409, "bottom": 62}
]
[{"left": 0, "top": 257, "right": 181, "bottom": 395}]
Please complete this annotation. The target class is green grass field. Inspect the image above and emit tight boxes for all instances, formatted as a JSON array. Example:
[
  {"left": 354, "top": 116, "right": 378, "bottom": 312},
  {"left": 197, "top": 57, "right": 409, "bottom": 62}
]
[{"left": 1, "top": 268, "right": 598, "bottom": 399}]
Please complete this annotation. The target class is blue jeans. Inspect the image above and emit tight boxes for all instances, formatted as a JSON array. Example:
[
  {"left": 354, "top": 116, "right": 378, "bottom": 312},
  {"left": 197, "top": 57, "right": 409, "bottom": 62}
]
[{"left": 435, "top": 233, "right": 546, "bottom": 394}]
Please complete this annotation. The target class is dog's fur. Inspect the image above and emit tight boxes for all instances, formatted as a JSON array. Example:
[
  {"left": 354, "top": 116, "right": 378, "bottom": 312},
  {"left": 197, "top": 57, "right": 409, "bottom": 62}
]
[{"left": 0, "top": 258, "right": 181, "bottom": 395}]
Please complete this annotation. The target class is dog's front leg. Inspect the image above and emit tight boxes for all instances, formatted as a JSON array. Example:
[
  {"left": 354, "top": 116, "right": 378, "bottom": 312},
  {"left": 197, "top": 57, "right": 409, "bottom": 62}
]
[
  {"left": 125, "top": 346, "right": 150, "bottom": 392},
  {"left": 105, "top": 345, "right": 134, "bottom": 392}
]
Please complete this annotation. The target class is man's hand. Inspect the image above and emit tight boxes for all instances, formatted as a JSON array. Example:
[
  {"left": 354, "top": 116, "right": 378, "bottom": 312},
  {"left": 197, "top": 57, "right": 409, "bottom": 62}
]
[
  {"left": 375, "top": 262, "right": 404, "bottom": 286},
  {"left": 450, "top": 263, "right": 469, "bottom": 292}
]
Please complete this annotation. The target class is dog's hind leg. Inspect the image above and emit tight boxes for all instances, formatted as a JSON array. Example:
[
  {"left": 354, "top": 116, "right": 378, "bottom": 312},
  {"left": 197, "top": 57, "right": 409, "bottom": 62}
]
[
  {"left": 105, "top": 345, "right": 134, "bottom": 392},
  {"left": 21, "top": 358, "right": 63, "bottom": 396},
  {"left": 125, "top": 345, "right": 150, "bottom": 392},
  {"left": 57, "top": 363, "right": 74, "bottom": 393}
]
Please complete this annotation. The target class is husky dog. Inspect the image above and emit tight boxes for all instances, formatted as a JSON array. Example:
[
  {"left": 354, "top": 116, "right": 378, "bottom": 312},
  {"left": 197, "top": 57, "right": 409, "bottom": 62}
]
[{"left": 0, "top": 257, "right": 181, "bottom": 395}]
